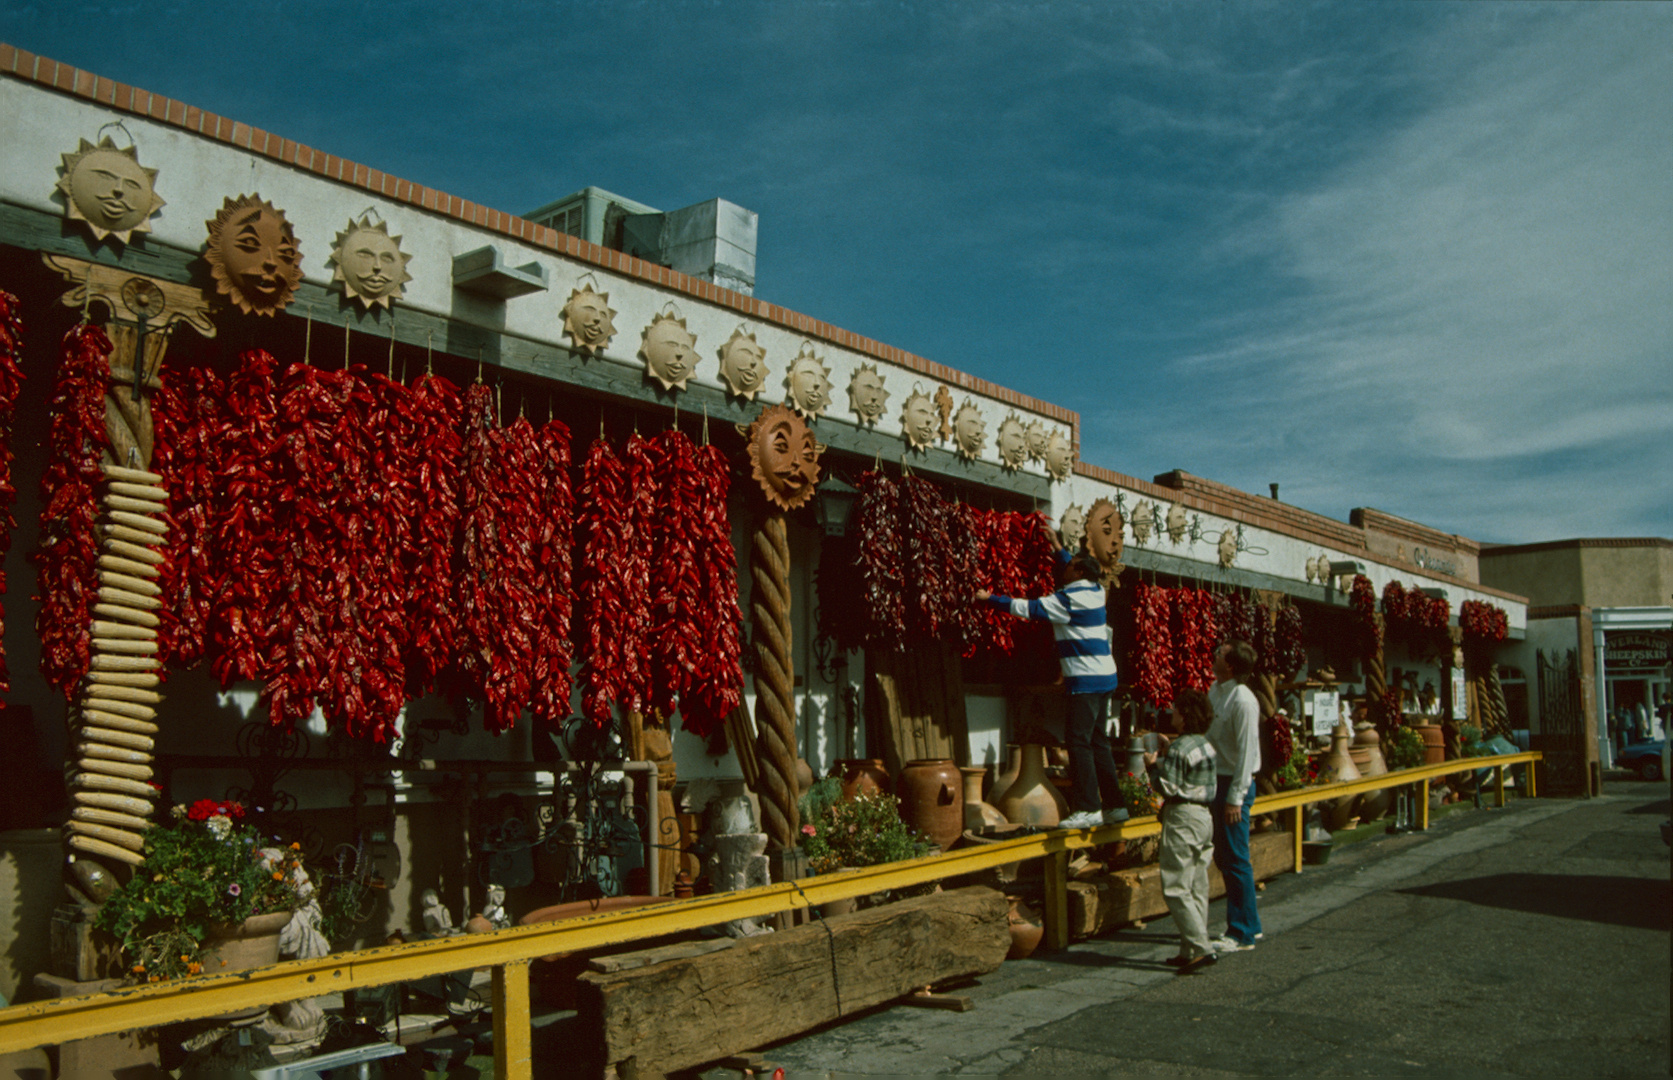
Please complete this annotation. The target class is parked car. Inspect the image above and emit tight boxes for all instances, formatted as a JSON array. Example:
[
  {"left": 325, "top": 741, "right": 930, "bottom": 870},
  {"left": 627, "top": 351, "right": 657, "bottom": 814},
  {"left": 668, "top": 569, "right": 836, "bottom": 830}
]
[{"left": 1616, "top": 740, "right": 1665, "bottom": 781}]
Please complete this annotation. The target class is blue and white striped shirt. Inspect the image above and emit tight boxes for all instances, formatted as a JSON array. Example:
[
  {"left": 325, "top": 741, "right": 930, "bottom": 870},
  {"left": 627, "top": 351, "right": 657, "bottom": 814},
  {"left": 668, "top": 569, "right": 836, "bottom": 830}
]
[{"left": 986, "top": 579, "right": 1119, "bottom": 694}]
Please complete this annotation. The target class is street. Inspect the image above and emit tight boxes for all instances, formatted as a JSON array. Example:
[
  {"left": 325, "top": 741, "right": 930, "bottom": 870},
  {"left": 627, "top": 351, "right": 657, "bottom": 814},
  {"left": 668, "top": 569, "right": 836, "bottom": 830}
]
[{"left": 755, "top": 781, "right": 1671, "bottom": 1078}]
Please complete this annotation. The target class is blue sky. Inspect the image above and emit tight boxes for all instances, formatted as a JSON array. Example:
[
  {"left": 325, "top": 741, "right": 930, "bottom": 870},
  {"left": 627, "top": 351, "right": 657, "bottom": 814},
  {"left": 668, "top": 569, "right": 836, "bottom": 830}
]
[{"left": 4, "top": 1, "right": 1669, "bottom": 544}]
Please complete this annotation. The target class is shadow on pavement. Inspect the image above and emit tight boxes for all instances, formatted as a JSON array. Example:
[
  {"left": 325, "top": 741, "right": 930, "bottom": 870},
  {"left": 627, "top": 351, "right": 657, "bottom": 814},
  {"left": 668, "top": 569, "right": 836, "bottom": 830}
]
[
  {"left": 1626, "top": 798, "right": 1671, "bottom": 815},
  {"left": 1398, "top": 873, "right": 1671, "bottom": 931}
]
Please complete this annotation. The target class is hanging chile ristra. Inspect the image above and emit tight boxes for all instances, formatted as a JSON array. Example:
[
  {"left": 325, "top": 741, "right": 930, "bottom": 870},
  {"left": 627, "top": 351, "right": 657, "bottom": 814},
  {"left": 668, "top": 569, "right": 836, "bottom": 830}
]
[
  {"left": 0, "top": 291, "right": 26, "bottom": 692},
  {"left": 151, "top": 362, "right": 227, "bottom": 669},
  {"left": 574, "top": 437, "right": 634, "bottom": 727},
  {"left": 853, "top": 471, "right": 906, "bottom": 650},
  {"left": 402, "top": 372, "right": 464, "bottom": 692},
  {"left": 678, "top": 440, "right": 743, "bottom": 738},
  {"left": 645, "top": 429, "right": 702, "bottom": 719},
  {"left": 1132, "top": 580, "right": 1174, "bottom": 709},
  {"left": 528, "top": 414, "right": 575, "bottom": 724}
]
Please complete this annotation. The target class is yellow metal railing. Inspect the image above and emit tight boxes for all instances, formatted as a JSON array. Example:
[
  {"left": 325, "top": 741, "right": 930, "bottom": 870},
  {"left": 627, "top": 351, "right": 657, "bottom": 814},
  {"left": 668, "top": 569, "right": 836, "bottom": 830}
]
[{"left": 0, "top": 750, "right": 1541, "bottom": 1075}]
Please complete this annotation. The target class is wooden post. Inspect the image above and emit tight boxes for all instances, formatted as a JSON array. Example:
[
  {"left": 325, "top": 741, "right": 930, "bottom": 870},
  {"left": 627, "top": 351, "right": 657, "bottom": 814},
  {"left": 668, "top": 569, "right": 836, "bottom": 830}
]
[
  {"left": 1418, "top": 779, "right": 1430, "bottom": 830},
  {"left": 1292, "top": 804, "right": 1304, "bottom": 873},
  {"left": 493, "top": 960, "right": 532, "bottom": 1080},
  {"left": 1495, "top": 765, "right": 1506, "bottom": 808},
  {"left": 1042, "top": 848, "right": 1070, "bottom": 951},
  {"left": 1525, "top": 760, "right": 1538, "bottom": 799}
]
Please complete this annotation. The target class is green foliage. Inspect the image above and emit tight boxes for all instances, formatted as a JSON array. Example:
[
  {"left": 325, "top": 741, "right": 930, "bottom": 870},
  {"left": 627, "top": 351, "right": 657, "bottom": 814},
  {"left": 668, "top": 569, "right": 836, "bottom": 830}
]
[
  {"left": 1269, "top": 746, "right": 1312, "bottom": 792},
  {"left": 1457, "top": 723, "right": 1488, "bottom": 758},
  {"left": 797, "top": 779, "right": 932, "bottom": 875},
  {"left": 95, "top": 800, "right": 304, "bottom": 982},
  {"left": 1119, "top": 770, "right": 1159, "bottom": 815},
  {"left": 1385, "top": 725, "right": 1425, "bottom": 772}
]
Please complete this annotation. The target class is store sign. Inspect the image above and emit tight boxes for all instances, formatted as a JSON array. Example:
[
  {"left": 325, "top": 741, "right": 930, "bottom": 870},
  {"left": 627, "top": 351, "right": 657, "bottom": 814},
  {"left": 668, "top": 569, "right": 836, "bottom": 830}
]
[
  {"left": 1452, "top": 667, "right": 1468, "bottom": 721},
  {"left": 1604, "top": 632, "right": 1670, "bottom": 669},
  {"left": 1308, "top": 690, "right": 1339, "bottom": 737},
  {"left": 1412, "top": 546, "right": 1459, "bottom": 577}
]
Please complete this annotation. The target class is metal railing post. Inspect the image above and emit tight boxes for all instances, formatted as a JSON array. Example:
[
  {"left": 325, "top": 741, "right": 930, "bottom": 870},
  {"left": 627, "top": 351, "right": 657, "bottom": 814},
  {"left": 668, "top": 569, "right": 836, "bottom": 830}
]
[
  {"left": 1292, "top": 804, "right": 1304, "bottom": 873},
  {"left": 492, "top": 961, "right": 531, "bottom": 1080},
  {"left": 1042, "top": 849, "right": 1070, "bottom": 951}
]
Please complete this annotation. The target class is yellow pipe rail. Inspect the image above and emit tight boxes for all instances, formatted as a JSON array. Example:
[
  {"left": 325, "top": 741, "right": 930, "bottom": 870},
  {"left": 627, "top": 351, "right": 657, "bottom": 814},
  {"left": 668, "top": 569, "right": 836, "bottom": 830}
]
[{"left": 0, "top": 750, "right": 1541, "bottom": 1073}]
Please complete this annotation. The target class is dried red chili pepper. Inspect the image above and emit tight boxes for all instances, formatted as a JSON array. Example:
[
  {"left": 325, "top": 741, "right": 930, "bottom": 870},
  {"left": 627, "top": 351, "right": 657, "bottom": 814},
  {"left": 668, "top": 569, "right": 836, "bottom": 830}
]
[
  {"left": 0, "top": 291, "right": 25, "bottom": 692},
  {"left": 853, "top": 472, "right": 906, "bottom": 650},
  {"left": 1132, "top": 581, "right": 1173, "bottom": 709},
  {"left": 575, "top": 437, "right": 633, "bottom": 727},
  {"left": 679, "top": 441, "right": 743, "bottom": 737}
]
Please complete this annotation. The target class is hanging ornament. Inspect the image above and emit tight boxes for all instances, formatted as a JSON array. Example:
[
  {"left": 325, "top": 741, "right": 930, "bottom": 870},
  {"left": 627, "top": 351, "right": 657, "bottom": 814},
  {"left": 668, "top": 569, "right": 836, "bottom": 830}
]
[
  {"left": 640, "top": 313, "right": 698, "bottom": 391},
  {"left": 1217, "top": 529, "right": 1238, "bottom": 568},
  {"left": 952, "top": 399, "right": 987, "bottom": 461},
  {"left": 744, "top": 403, "right": 822, "bottom": 511},
  {"left": 1085, "top": 498, "right": 1125, "bottom": 583},
  {"left": 1131, "top": 500, "right": 1154, "bottom": 545},
  {"left": 900, "top": 385, "right": 938, "bottom": 450},
  {"left": 203, "top": 195, "right": 302, "bottom": 316},
  {"left": 1024, "top": 420, "right": 1048, "bottom": 462},
  {"left": 783, "top": 342, "right": 832, "bottom": 419},
  {"left": 995, "top": 413, "right": 1028, "bottom": 471},
  {"left": 716, "top": 326, "right": 768, "bottom": 400},
  {"left": 561, "top": 283, "right": 617, "bottom": 356},
  {"left": 1043, "top": 429, "right": 1074, "bottom": 481},
  {"left": 1166, "top": 502, "right": 1187, "bottom": 544},
  {"left": 846, "top": 362, "right": 890, "bottom": 427},
  {"left": 57, "top": 136, "right": 165, "bottom": 244},
  {"left": 1057, "top": 503, "right": 1086, "bottom": 552},
  {"left": 329, "top": 214, "right": 412, "bottom": 310}
]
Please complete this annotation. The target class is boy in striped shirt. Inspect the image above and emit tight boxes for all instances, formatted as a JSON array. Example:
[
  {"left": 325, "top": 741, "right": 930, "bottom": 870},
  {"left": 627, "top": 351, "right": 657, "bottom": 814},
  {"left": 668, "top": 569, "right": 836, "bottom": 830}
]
[{"left": 976, "top": 551, "right": 1131, "bottom": 830}]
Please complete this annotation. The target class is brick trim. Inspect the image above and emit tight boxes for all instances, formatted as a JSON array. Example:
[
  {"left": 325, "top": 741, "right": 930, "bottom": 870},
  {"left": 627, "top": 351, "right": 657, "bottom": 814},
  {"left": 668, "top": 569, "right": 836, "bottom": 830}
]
[
  {"left": 1350, "top": 507, "right": 1482, "bottom": 556},
  {"left": 0, "top": 43, "right": 1075, "bottom": 428}
]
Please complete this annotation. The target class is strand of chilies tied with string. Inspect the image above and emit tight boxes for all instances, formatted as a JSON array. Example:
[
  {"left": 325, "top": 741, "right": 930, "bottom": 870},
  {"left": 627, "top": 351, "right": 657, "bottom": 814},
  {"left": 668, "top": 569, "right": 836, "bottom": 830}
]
[
  {"left": 150, "top": 349, "right": 574, "bottom": 741},
  {"left": 572, "top": 426, "right": 742, "bottom": 737},
  {"left": 0, "top": 292, "right": 27, "bottom": 692},
  {"left": 1128, "top": 583, "right": 1308, "bottom": 710}
]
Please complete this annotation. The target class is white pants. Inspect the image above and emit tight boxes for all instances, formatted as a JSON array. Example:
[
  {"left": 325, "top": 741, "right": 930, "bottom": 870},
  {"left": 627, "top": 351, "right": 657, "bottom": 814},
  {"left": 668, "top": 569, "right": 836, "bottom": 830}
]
[{"left": 1159, "top": 801, "right": 1214, "bottom": 959}]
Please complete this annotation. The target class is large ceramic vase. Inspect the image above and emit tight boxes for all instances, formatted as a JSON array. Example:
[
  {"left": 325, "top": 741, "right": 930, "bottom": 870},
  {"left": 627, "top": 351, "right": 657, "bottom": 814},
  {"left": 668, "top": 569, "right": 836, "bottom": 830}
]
[
  {"left": 960, "top": 766, "right": 1007, "bottom": 833},
  {"left": 1351, "top": 722, "right": 1391, "bottom": 821},
  {"left": 995, "top": 744, "right": 1068, "bottom": 827},
  {"left": 1317, "top": 723, "right": 1362, "bottom": 832},
  {"left": 897, "top": 759, "right": 963, "bottom": 853},
  {"left": 1005, "top": 896, "right": 1044, "bottom": 960},
  {"left": 988, "top": 744, "right": 1023, "bottom": 806},
  {"left": 1413, "top": 722, "right": 1446, "bottom": 765},
  {"left": 835, "top": 758, "right": 891, "bottom": 802}
]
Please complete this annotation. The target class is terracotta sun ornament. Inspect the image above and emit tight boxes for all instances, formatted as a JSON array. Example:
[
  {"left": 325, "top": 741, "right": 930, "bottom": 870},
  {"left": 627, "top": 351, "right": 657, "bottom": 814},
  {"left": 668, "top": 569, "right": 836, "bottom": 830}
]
[
  {"left": 717, "top": 327, "right": 769, "bottom": 400},
  {"left": 562, "top": 284, "right": 617, "bottom": 356},
  {"left": 204, "top": 195, "right": 303, "bottom": 316},
  {"left": 783, "top": 343, "right": 833, "bottom": 419},
  {"left": 329, "top": 216, "right": 412, "bottom": 310},
  {"left": 640, "top": 313, "right": 698, "bottom": 391},
  {"left": 1218, "top": 529, "right": 1238, "bottom": 568},
  {"left": 1058, "top": 504, "right": 1087, "bottom": 553},
  {"left": 1024, "top": 420, "right": 1048, "bottom": 463},
  {"left": 1085, "top": 498, "right": 1126, "bottom": 584},
  {"left": 952, "top": 399, "right": 987, "bottom": 461},
  {"left": 900, "top": 386, "right": 938, "bottom": 451},
  {"left": 847, "top": 363, "right": 890, "bottom": 427},
  {"left": 1043, "top": 429, "right": 1074, "bottom": 481},
  {"left": 58, "top": 137, "right": 166, "bottom": 244},
  {"left": 1166, "top": 502, "right": 1188, "bottom": 544},
  {"left": 745, "top": 403, "right": 823, "bottom": 511},
  {"left": 996, "top": 413, "right": 1028, "bottom": 471}
]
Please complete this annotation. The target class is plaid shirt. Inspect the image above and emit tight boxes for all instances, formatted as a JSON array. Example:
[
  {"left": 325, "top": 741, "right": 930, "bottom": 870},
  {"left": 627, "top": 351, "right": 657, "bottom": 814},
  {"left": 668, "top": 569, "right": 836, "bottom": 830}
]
[{"left": 1155, "top": 733, "right": 1218, "bottom": 805}]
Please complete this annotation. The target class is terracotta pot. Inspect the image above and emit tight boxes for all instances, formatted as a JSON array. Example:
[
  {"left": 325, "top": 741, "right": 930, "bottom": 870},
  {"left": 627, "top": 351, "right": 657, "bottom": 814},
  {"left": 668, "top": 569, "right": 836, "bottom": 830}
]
[
  {"left": 1006, "top": 896, "right": 1044, "bottom": 960},
  {"left": 1412, "top": 723, "right": 1446, "bottom": 765},
  {"left": 835, "top": 758, "right": 891, "bottom": 802},
  {"left": 989, "top": 744, "right": 1023, "bottom": 806},
  {"left": 995, "top": 744, "right": 1068, "bottom": 827},
  {"left": 1317, "top": 722, "right": 1362, "bottom": 832},
  {"left": 1352, "top": 722, "right": 1391, "bottom": 820},
  {"left": 201, "top": 910, "right": 292, "bottom": 974},
  {"left": 897, "top": 759, "right": 963, "bottom": 853},
  {"left": 960, "top": 767, "right": 1008, "bottom": 833}
]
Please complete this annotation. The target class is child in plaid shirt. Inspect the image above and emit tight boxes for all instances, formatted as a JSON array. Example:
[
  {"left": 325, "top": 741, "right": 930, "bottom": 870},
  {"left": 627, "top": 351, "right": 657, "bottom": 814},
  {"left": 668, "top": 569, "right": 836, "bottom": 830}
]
[{"left": 1147, "top": 689, "right": 1219, "bottom": 975}]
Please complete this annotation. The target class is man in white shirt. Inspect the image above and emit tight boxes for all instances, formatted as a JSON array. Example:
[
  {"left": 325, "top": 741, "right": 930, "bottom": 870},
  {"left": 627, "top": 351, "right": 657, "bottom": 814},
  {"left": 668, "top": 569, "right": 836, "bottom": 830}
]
[{"left": 1207, "top": 639, "right": 1262, "bottom": 951}]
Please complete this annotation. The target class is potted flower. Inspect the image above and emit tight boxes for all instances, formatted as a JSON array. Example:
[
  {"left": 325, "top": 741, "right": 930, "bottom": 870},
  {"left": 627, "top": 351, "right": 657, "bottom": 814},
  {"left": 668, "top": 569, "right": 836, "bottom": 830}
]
[
  {"left": 95, "top": 799, "right": 306, "bottom": 983},
  {"left": 797, "top": 779, "right": 932, "bottom": 877}
]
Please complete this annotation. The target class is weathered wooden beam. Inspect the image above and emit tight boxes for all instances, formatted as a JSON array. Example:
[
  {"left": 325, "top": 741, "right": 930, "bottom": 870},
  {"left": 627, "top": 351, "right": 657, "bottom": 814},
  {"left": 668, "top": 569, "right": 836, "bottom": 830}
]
[{"left": 577, "top": 886, "right": 1010, "bottom": 1079}]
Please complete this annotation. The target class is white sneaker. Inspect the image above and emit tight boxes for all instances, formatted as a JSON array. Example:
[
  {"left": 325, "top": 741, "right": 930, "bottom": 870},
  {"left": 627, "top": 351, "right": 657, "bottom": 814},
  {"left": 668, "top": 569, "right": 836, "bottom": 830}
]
[
  {"left": 1103, "top": 807, "right": 1130, "bottom": 825},
  {"left": 1059, "top": 810, "right": 1104, "bottom": 829},
  {"left": 1210, "top": 935, "right": 1256, "bottom": 953}
]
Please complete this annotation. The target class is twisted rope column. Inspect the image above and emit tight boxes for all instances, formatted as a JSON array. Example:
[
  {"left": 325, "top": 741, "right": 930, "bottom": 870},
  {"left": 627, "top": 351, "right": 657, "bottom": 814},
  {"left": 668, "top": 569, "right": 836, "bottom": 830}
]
[
  {"left": 749, "top": 512, "right": 799, "bottom": 852},
  {"left": 1365, "top": 613, "right": 1388, "bottom": 731}
]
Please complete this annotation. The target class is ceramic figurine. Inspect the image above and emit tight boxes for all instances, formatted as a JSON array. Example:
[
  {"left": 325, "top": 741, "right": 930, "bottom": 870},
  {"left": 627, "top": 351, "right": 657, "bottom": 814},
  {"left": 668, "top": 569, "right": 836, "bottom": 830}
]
[
  {"left": 330, "top": 215, "right": 412, "bottom": 309},
  {"left": 640, "top": 313, "right": 698, "bottom": 390},
  {"left": 717, "top": 327, "right": 769, "bottom": 400},
  {"left": 58, "top": 136, "right": 165, "bottom": 243},
  {"left": 561, "top": 284, "right": 617, "bottom": 355},
  {"left": 204, "top": 194, "right": 303, "bottom": 315}
]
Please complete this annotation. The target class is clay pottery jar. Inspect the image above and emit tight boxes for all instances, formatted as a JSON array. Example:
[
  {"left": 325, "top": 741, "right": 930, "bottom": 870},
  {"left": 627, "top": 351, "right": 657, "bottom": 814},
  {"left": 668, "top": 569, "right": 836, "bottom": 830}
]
[
  {"left": 996, "top": 744, "right": 1068, "bottom": 827},
  {"left": 989, "top": 744, "right": 1023, "bottom": 805},
  {"left": 1317, "top": 722, "right": 1362, "bottom": 831},
  {"left": 896, "top": 759, "right": 963, "bottom": 853},
  {"left": 835, "top": 759, "right": 891, "bottom": 802},
  {"left": 1005, "top": 896, "right": 1044, "bottom": 960},
  {"left": 1413, "top": 722, "right": 1446, "bottom": 765},
  {"left": 1353, "top": 722, "right": 1391, "bottom": 820},
  {"left": 1046, "top": 746, "right": 1070, "bottom": 771},
  {"left": 960, "top": 766, "right": 1008, "bottom": 833},
  {"left": 200, "top": 910, "right": 294, "bottom": 1021}
]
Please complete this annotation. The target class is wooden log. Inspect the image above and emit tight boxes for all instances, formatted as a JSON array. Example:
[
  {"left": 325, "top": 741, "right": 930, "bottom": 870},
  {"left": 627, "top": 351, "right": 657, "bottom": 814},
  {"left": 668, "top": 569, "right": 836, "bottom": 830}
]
[
  {"left": 92, "top": 619, "right": 157, "bottom": 640},
  {"left": 577, "top": 886, "right": 1010, "bottom": 1079},
  {"left": 100, "top": 463, "right": 164, "bottom": 485},
  {"left": 73, "top": 773, "right": 158, "bottom": 799},
  {"left": 74, "top": 791, "right": 155, "bottom": 817},
  {"left": 93, "top": 601, "right": 161, "bottom": 628},
  {"left": 90, "top": 654, "right": 161, "bottom": 672},
  {"left": 104, "top": 538, "right": 165, "bottom": 565},
  {"left": 67, "top": 820, "right": 146, "bottom": 852},
  {"left": 78, "top": 757, "right": 153, "bottom": 781},
  {"left": 97, "top": 571, "right": 162, "bottom": 598},
  {"left": 71, "top": 806, "right": 153, "bottom": 832},
  {"left": 97, "top": 554, "right": 161, "bottom": 580},
  {"left": 103, "top": 493, "right": 168, "bottom": 515},
  {"left": 99, "top": 523, "right": 166, "bottom": 549},
  {"left": 106, "top": 510, "right": 167, "bottom": 536},
  {"left": 96, "top": 586, "right": 162, "bottom": 611},
  {"left": 1066, "top": 830, "right": 1293, "bottom": 941},
  {"left": 85, "top": 671, "right": 162, "bottom": 689},
  {"left": 81, "top": 696, "right": 159, "bottom": 719},
  {"left": 68, "top": 834, "right": 146, "bottom": 867},
  {"left": 79, "top": 737, "right": 154, "bottom": 759},
  {"left": 93, "top": 638, "right": 158, "bottom": 657},
  {"left": 80, "top": 709, "right": 160, "bottom": 733},
  {"left": 107, "top": 481, "right": 170, "bottom": 501}
]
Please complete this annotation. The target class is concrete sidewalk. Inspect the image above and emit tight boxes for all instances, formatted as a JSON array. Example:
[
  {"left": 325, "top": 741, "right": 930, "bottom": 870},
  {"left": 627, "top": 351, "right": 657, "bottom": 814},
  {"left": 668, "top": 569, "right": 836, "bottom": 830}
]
[{"left": 748, "top": 781, "right": 1671, "bottom": 1078}]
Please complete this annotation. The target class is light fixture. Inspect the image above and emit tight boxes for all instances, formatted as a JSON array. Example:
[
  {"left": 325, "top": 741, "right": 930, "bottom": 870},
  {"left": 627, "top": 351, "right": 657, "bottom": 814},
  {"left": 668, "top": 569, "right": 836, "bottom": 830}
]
[
  {"left": 1420, "top": 587, "right": 1448, "bottom": 600},
  {"left": 815, "top": 476, "right": 860, "bottom": 537},
  {"left": 1328, "top": 560, "right": 1366, "bottom": 578}
]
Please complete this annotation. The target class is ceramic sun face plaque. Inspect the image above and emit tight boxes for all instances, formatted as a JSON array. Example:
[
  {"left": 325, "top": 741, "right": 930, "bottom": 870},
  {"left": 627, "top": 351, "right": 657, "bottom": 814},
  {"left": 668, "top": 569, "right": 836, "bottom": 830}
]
[
  {"left": 783, "top": 343, "right": 833, "bottom": 419},
  {"left": 1131, "top": 501, "right": 1154, "bottom": 544},
  {"left": 1043, "top": 429, "right": 1074, "bottom": 481},
  {"left": 640, "top": 314, "right": 698, "bottom": 391},
  {"left": 1085, "top": 498, "right": 1125, "bottom": 582},
  {"left": 745, "top": 403, "right": 822, "bottom": 511},
  {"left": 1024, "top": 420, "right": 1048, "bottom": 462},
  {"left": 204, "top": 195, "right": 302, "bottom": 316},
  {"left": 330, "top": 216, "right": 412, "bottom": 310},
  {"left": 1166, "top": 503, "right": 1187, "bottom": 544},
  {"left": 58, "top": 137, "right": 165, "bottom": 243},
  {"left": 562, "top": 285, "right": 617, "bottom": 356},
  {"left": 717, "top": 327, "right": 768, "bottom": 400},
  {"left": 847, "top": 363, "right": 890, "bottom": 427},
  {"left": 952, "top": 399, "right": 987, "bottom": 461},
  {"left": 1058, "top": 504, "right": 1087, "bottom": 553},
  {"left": 901, "top": 387, "right": 937, "bottom": 451},
  {"left": 1218, "top": 530, "right": 1238, "bottom": 568},
  {"left": 995, "top": 414, "right": 1028, "bottom": 471}
]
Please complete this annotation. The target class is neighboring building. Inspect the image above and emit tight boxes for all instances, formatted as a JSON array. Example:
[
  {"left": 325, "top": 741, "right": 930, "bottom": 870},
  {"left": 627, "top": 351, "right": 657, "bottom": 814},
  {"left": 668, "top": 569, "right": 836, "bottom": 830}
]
[{"left": 1481, "top": 538, "right": 1672, "bottom": 787}]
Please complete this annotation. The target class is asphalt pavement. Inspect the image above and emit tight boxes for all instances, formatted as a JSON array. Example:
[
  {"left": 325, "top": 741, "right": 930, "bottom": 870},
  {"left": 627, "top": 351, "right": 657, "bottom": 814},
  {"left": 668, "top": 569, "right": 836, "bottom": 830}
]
[{"left": 749, "top": 779, "right": 1671, "bottom": 1078}]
